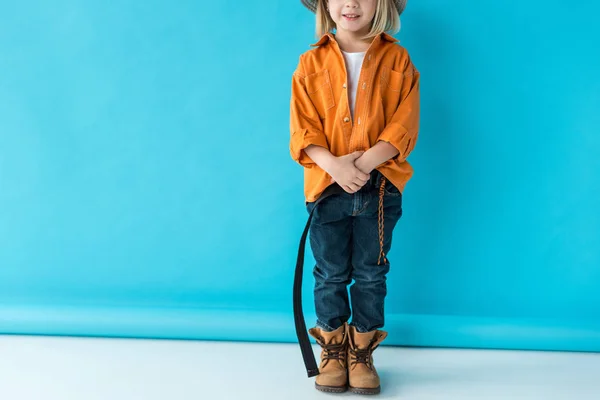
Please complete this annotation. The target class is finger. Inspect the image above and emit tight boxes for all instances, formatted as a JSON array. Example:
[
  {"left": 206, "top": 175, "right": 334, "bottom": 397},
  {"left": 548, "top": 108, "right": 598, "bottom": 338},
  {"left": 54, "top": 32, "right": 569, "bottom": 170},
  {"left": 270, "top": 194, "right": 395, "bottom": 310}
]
[
  {"left": 353, "top": 178, "right": 367, "bottom": 187},
  {"left": 354, "top": 173, "right": 369, "bottom": 184},
  {"left": 352, "top": 167, "right": 369, "bottom": 181},
  {"left": 350, "top": 151, "right": 364, "bottom": 160},
  {"left": 348, "top": 183, "right": 361, "bottom": 192},
  {"left": 342, "top": 185, "right": 353, "bottom": 194},
  {"left": 357, "top": 174, "right": 370, "bottom": 184}
]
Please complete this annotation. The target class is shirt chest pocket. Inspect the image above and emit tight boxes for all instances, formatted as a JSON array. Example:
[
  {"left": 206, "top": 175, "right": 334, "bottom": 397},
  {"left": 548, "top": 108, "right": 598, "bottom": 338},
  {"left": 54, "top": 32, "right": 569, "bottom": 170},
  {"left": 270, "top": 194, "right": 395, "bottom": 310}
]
[
  {"left": 305, "top": 69, "right": 335, "bottom": 120},
  {"left": 379, "top": 66, "right": 406, "bottom": 120}
]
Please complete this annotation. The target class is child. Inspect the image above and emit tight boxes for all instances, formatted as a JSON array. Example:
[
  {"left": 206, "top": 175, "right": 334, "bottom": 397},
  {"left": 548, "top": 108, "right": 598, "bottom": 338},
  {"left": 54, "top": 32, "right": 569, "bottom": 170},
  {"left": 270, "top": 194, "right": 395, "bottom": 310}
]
[{"left": 290, "top": 0, "right": 419, "bottom": 395}]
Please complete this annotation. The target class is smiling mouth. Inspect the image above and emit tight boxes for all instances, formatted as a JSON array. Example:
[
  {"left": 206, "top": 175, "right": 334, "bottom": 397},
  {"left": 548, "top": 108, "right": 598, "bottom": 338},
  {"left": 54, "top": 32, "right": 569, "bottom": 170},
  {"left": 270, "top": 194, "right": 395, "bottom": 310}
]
[{"left": 343, "top": 14, "right": 361, "bottom": 20}]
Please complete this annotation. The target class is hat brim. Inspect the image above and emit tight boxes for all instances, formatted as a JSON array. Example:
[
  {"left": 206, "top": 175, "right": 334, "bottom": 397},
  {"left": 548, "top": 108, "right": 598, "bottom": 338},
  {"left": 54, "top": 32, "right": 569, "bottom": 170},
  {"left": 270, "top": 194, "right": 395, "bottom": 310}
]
[{"left": 301, "top": 0, "right": 406, "bottom": 15}]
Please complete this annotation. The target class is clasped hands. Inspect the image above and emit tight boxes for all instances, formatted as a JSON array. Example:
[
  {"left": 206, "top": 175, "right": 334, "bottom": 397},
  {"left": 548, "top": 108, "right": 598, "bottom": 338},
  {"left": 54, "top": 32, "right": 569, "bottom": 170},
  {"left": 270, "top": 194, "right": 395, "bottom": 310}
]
[{"left": 327, "top": 151, "right": 374, "bottom": 194}]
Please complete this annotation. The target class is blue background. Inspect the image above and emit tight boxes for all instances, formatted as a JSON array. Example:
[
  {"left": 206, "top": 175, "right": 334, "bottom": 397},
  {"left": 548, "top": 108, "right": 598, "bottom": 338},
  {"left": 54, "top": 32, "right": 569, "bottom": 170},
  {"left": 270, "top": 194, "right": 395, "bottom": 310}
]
[{"left": 1, "top": 0, "right": 599, "bottom": 351}]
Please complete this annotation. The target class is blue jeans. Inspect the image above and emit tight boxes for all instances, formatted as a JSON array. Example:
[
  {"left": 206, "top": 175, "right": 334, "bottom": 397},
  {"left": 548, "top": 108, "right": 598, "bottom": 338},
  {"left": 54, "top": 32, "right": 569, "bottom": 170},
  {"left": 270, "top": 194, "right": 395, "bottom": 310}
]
[{"left": 306, "top": 170, "right": 403, "bottom": 333}]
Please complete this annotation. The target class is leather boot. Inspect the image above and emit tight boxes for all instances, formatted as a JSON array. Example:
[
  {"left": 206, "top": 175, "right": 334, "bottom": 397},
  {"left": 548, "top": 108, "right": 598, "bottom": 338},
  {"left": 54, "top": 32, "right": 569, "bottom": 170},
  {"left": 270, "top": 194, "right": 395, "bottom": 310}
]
[
  {"left": 308, "top": 322, "right": 349, "bottom": 393},
  {"left": 347, "top": 324, "right": 388, "bottom": 395}
]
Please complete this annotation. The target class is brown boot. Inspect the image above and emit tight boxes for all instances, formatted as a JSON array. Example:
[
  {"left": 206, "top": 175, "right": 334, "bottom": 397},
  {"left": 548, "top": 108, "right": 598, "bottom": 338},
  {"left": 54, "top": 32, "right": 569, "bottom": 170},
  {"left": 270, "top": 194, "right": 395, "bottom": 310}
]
[
  {"left": 308, "top": 322, "right": 349, "bottom": 393},
  {"left": 347, "top": 325, "right": 388, "bottom": 395}
]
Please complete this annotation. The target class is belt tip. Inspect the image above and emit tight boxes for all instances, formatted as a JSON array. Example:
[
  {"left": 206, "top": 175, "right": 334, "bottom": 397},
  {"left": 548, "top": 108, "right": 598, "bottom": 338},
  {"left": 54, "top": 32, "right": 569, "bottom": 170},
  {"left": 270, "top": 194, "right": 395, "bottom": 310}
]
[{"left": 307, "top": 369, "right": 320, "bottom": 377}]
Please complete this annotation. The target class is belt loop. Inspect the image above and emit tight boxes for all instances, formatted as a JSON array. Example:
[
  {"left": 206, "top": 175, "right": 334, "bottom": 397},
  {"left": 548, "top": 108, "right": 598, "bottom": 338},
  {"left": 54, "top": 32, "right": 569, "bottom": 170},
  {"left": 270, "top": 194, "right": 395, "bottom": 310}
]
[{"left": 374, "top": 170, "right": 383, "bottom": 190}]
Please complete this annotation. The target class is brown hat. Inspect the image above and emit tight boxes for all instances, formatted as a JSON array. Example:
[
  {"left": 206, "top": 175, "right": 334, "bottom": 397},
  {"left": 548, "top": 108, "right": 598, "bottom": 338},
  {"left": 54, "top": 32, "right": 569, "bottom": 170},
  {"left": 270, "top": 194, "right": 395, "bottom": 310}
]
[{"left": 301, "top": 0, "right": 407, "bottom": 15}]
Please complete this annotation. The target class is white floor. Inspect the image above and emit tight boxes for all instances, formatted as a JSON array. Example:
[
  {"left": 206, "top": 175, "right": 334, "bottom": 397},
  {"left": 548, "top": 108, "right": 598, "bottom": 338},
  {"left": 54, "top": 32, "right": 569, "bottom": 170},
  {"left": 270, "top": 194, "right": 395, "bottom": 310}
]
[{"left": 0, "top": 335, "right": 599, "bottom": 400}]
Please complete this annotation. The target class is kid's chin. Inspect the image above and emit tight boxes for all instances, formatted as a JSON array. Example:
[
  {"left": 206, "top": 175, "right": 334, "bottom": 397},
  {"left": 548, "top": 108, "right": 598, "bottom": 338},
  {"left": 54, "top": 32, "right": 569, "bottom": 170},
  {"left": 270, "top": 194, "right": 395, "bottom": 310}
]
[
  {"left": 337, "top": 26, "right": 365, "bottom": 34},
  {"left": 336, "top": 21, "right": 371, "bottom": 34}
]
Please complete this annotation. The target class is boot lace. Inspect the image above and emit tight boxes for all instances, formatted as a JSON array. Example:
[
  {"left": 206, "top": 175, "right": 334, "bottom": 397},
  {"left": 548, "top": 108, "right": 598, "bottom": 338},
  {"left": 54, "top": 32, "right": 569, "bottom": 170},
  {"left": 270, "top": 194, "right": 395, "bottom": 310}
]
[
  {"left": 349, "top": 338, "right": 377, "bottom": 370},
  {"left": 318, "top": 337, "right": 347, "bottom": 366}
]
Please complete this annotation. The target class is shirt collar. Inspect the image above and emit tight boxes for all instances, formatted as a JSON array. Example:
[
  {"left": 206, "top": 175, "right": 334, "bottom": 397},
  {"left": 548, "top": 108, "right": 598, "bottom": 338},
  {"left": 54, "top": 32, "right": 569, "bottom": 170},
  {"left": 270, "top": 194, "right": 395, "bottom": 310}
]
[{"left": 310, "top": 31, "right": 398, "bottom": 47}]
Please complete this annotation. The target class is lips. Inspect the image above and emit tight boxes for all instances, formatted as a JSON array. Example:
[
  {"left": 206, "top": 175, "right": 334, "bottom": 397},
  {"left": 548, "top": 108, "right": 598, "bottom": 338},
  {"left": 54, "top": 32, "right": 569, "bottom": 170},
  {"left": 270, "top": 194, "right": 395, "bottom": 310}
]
[{"left": 343, "top": 14, "right": 360, "bottom": 20}]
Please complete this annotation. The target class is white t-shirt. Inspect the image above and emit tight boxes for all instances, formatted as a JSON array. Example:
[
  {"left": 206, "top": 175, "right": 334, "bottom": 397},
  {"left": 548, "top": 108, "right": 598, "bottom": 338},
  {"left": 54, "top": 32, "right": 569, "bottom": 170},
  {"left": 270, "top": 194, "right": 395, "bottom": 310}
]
[{"left": 341, "top": 50, "right": 366, "bottom": 120}]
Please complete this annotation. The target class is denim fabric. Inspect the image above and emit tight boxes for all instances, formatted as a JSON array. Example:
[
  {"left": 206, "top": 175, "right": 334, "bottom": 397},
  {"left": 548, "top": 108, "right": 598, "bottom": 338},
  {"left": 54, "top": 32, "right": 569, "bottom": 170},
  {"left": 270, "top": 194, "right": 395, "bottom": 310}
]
[{"left": 306, "top": 170, "right": 403, "bottom": 333}]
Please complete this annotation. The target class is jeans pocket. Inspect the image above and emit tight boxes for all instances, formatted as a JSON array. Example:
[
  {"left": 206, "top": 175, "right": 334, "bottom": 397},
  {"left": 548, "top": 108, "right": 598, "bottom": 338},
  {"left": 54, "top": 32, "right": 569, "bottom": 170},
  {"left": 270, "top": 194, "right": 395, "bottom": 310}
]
[{"left": 383, "top": 180, "right": 402, "bottom": 197}]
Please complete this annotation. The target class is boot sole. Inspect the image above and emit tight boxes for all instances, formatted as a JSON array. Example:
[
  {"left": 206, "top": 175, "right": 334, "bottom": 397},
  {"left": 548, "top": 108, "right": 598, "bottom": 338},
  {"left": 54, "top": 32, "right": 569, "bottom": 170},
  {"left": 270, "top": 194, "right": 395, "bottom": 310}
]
[
  {"left": 315, "top": 383, "right": 348, "bottom": 393},
  {"left": 349, "top": 385, "right": 381, "bottom": 395}
]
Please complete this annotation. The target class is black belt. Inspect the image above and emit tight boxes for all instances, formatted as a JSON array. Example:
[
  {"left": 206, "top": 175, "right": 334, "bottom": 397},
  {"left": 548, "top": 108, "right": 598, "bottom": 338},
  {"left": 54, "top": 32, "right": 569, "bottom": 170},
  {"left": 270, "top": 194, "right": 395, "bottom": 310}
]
[{"left": 293, "top": 182, "right": 345, "bottom": 378}]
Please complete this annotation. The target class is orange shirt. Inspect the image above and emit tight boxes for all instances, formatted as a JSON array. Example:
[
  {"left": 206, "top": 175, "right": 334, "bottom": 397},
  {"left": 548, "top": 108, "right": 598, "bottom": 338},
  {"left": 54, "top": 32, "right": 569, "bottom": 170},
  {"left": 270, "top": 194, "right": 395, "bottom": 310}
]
[{"left": 289, "top": 32, "right": 420, "bottom": 203}]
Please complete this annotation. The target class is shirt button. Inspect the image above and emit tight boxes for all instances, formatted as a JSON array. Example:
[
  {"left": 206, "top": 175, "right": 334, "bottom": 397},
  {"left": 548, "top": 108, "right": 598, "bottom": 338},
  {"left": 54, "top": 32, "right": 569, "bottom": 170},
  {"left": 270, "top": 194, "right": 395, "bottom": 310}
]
[
  {"left": 342, "top": 83, "right": 347, "bottom": 88},
  {"left": 343, "top": 117, "right": 350, "bottom": 123}
]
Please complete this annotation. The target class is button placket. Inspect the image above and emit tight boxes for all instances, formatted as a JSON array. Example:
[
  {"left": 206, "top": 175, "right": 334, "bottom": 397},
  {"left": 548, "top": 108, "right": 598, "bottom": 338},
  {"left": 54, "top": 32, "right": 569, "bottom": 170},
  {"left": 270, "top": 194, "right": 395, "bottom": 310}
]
[{"left": 352, "top": 48, "right": 377, "bottom": 152}]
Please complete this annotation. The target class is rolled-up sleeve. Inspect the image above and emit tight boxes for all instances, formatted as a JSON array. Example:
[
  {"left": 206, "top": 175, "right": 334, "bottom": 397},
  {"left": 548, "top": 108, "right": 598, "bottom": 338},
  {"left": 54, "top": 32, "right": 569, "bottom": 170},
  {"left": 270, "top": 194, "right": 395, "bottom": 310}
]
[
  {"left": 289, "top": 56, "right": 329, "bottom": 168},
  {"left": 376, "top": 57, "right": 420, "bottom": 163}
]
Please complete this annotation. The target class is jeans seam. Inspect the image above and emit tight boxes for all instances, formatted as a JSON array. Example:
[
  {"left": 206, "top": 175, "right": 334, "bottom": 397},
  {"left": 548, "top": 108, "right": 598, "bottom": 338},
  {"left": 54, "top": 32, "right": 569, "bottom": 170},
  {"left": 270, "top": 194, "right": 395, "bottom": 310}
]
[
  {"left": 351, "top": 322, "right": 369, "bottom": 333},
  {"left": 354, "top": 198, "right": 370, "bottom": 215},
  {"left": 317, "top": 320, "right": 336, "bottom": 332}
]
